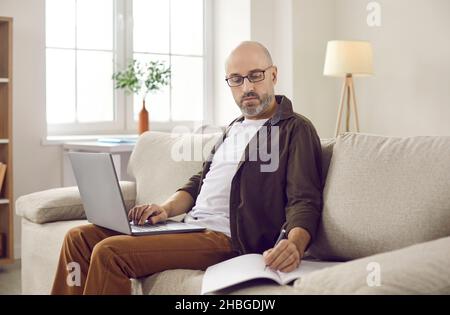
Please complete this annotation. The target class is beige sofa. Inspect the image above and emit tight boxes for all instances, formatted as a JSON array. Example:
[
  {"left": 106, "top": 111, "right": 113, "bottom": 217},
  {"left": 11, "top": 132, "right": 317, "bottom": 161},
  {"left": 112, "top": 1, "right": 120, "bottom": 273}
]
[{"left": 16, "top": 131, "right": 450, "bottom": 294}]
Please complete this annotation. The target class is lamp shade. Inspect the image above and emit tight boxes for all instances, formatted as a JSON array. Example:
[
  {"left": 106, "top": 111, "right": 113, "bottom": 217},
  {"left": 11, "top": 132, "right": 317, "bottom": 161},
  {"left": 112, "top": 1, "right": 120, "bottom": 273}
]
[{"left": 323, "top": 40, "right": 374, "bottom": 77}]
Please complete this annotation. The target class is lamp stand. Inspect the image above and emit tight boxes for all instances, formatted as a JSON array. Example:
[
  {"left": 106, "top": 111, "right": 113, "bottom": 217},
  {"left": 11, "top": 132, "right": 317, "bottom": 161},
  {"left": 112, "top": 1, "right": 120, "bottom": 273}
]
[{"left": 335, "top": 74, "right": 360, "bottom": 137}]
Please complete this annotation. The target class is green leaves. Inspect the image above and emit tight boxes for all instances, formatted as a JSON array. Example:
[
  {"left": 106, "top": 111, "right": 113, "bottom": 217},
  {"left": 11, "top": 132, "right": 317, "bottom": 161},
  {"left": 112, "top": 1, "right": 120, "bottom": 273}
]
[
  {"left": 112, "top": 59, "right": 171, "bottom": 99},
  {"left": 112, "top": 60, "right": 141, "bottom": 95},
  {"left": 144, "top": 61, "right": 171, "bottom": 94}
]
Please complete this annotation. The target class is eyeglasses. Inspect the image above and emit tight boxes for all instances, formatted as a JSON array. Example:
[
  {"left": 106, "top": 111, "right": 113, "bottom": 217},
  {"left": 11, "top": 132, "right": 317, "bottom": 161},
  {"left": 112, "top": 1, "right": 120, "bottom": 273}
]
[{"left": 225, "top": 66, "right": 273, "bottom": 87}]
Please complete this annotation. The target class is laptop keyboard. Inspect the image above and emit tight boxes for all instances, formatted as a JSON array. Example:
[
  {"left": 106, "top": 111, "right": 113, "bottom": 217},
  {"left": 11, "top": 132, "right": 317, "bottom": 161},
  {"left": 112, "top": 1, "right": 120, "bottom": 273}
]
[
  {"left": 130, "top": 223, "right": 170, "bottom": 232},
  {"left": 129, "top": 220, "right": 205, "bottom": 234}
]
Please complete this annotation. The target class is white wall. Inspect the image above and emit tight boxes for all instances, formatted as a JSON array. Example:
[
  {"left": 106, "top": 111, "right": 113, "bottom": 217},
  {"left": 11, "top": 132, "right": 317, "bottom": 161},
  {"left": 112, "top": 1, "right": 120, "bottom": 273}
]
[
  {"left": 335, "top": 0, "right": 450, "bottom": 136},
  {"left": 272, "top": 0, "right": 294, "bottom": 100},
  {"left": 292, "top": 0, "right": 450, "bottom": 138},
  {"left": 0, "top": 0, "right": 63, "bottom": 258},
  {"left": 292, "top": 0, "right": 338, "bottom": 138}
]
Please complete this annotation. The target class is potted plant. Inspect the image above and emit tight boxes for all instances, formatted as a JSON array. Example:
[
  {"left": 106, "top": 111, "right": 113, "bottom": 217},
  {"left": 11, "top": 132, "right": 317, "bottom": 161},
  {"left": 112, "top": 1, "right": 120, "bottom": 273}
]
[{"left": 112, "top": 59, "right": 171, "bottom": 134}]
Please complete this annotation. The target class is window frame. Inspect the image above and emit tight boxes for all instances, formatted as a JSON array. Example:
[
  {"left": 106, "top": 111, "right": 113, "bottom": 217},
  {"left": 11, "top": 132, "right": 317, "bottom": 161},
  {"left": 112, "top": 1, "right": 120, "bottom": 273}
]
[{"left": 46, "top": 0, "right": 213, "bottom": 136}]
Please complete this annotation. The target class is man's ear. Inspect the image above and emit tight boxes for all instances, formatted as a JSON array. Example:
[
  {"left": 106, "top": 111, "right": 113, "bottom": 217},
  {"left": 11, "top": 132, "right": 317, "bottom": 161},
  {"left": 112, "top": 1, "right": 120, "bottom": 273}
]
[{"left": 271, "top": 66, "right": 278, "bottom": 85}]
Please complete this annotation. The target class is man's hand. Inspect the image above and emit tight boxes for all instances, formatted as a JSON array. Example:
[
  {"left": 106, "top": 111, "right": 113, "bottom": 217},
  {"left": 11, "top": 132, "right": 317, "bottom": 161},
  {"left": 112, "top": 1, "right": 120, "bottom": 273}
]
[
  {"left": 263, "top": 239, "right": 302, "bottom": 272},
  {"left": 262, "top": 227, "right": 311, "bottom": 272},
  {"left": 128, "top": 204, "right": 168, "bottom": 225}
]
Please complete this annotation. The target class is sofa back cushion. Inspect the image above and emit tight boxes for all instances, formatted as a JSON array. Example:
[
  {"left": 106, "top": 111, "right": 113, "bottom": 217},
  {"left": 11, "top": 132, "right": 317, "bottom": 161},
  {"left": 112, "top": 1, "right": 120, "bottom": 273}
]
[
  {"left": 320, "top": 138, "right": 335, "bottom": 184},
  {"left": 128, "top": 131, "right": 222, "bottom": 205},
  {"left": 128, "top": 132, "right": 336, "bottom": 207},
  {"left": 308, "top": 132, "right": 450, "bottom": 261}
]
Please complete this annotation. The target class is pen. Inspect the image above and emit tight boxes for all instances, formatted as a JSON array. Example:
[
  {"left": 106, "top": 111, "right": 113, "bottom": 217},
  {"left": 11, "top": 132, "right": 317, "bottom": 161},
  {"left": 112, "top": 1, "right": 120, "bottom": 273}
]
[
  {"left": 264, "top": 228, "right": 286, "bottom": 270},
  {"left": 274, "top": 229, "right": 286, "bottom": 247}
]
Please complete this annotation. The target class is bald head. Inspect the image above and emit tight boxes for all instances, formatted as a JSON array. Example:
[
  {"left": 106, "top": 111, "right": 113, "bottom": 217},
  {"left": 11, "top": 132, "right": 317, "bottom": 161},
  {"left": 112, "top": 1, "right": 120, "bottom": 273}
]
[
  {"left": 224, "top": 41, "right": 278, "bottom": 120},
  {"left": 225, "top": 41, "right": 273, "bottom": 73}
]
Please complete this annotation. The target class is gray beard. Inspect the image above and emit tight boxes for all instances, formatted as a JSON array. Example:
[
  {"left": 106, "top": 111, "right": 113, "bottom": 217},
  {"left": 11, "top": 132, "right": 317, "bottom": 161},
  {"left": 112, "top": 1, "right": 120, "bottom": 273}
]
[{"left": 239, "top": 94, "right": 272, "bottom": 117}]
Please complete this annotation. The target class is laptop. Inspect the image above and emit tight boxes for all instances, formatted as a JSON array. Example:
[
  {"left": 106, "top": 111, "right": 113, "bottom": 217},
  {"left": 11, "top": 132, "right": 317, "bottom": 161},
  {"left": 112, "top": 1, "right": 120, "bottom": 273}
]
[{"left": 68, "top": 152, "right": 206, "bottom": 235}]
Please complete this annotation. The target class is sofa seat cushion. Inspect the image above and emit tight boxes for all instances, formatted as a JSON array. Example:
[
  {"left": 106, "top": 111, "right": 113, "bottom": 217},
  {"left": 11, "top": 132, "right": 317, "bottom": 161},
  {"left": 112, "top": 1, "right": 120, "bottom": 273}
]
[
  {"left": 134, "top": 269, "right": 301, "bottom": 295},
  {"left": 16, "top": 181, "right": 136, "bottom": 224},
  {"left": 133, "top": 259, "right": 344, "bottom": 295},
  {"left": 21, "top": 218, "right": 90, "bottom": 294},
  {"left": 309, "top": 132, "right": 450, "bottom": 261},
  {"left": 296, "top": 236, "right": 450, "bottom": 294}
]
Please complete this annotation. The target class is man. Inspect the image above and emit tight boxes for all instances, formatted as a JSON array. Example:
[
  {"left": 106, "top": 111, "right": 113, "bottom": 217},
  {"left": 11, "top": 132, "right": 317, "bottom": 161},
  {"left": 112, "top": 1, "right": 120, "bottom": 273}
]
[{"left": 51, "top": 41, "right": 323, "bottom": 295}]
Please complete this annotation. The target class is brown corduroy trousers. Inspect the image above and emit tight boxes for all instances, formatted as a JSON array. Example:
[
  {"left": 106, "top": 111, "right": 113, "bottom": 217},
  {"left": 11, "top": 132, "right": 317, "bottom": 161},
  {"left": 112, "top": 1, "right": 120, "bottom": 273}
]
[{"left": 51, "top": 224, "right": 236, "bottom": 295}]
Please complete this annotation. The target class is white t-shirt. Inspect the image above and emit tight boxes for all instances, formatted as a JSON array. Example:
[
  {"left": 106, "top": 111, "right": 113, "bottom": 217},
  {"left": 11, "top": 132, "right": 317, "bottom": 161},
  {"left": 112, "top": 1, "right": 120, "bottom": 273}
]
[{"left": 184, "top": 118, "right": 269, "bottom": 237}]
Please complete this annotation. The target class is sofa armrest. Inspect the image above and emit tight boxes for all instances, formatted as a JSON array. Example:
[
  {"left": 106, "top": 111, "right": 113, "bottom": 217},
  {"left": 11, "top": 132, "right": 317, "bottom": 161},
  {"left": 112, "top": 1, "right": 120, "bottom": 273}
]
[
  {"left": 16, "top": 181, "right": 136, "bottom": 224},
  {"left": 294, "top": 236, "right": 450, "bottom": 294}
]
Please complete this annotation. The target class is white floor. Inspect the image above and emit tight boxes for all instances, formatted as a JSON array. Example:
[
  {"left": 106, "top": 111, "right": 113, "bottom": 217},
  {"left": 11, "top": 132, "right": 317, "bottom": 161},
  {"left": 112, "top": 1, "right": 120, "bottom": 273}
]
[{"left": 0, "top": 260, "right": 21, "bottom": 295}]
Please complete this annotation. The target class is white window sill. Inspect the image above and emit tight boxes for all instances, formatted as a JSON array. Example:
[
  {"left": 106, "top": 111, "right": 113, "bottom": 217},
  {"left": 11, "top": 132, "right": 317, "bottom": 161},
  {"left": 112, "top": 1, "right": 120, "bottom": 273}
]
[
  {"left": 42, "top": 134, "right": 139, "bottom": 146},
  {"left": 42, "top": 122, "right": 221, "bottom": 146}
]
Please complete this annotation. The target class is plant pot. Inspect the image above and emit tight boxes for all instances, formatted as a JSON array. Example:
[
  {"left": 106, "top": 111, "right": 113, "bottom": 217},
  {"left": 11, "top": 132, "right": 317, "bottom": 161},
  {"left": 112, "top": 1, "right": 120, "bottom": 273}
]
[{"left": 138, "top": 100, "right": 149, "bottom": 135}]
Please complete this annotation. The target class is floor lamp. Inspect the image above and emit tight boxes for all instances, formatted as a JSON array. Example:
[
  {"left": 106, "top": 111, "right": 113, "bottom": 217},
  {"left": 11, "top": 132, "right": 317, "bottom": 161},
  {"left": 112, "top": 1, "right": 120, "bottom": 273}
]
[{"left": 323, "top": 40, "right": 374, "bottom": 137}]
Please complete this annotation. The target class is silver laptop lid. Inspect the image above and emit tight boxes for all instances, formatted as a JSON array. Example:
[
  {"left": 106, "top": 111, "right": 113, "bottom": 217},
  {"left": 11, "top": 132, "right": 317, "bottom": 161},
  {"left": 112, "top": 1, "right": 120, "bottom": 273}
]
[{"left": 68, "top": 152, "right": 131, "bottom": 235}]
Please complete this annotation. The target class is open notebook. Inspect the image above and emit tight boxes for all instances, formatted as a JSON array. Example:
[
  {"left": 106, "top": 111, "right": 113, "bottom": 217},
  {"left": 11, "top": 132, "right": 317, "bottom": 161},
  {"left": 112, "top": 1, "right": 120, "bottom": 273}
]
[{"left": 201, "top": 253, "right": 341, "bottom": 295}]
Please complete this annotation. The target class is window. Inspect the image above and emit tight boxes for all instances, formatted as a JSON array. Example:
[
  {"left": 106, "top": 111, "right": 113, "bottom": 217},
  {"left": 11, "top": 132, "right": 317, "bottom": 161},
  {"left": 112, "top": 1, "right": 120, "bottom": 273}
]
[{"left": 46, "top": 0, "right": 210, "bottom": 136}]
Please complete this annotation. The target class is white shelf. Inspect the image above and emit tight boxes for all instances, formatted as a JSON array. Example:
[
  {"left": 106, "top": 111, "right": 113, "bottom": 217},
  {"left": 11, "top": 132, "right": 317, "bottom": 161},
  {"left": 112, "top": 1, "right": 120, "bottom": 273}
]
[
  {"left": 0, "top": 199, "right": 9, "bottom": 205},
  {"left": 0, "top": 78, "right": 9, "bottom": 83},
  {"left": 0, "top": 139, "right": 9, "bottom": 144}
]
